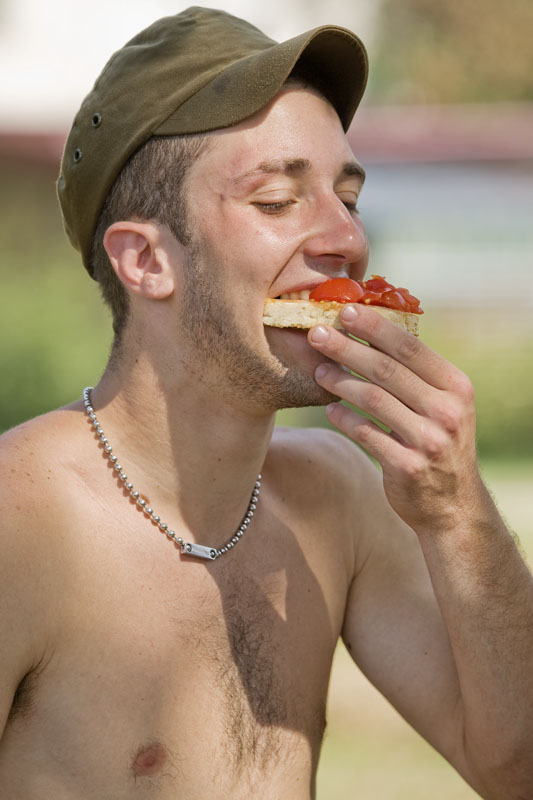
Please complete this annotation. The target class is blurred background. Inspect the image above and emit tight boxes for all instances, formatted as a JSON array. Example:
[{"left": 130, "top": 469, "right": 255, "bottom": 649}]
[{"left": 1, "top": 0, "right": 532, "bottom": 797}]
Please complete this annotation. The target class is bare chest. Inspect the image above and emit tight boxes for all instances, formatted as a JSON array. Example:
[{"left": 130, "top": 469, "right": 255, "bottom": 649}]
[{"left": 3, "top": 504, "right": 349, "bottom": 798}]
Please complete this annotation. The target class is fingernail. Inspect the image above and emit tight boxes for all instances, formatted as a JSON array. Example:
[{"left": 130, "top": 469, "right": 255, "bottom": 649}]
[
  {"left": 315, "top": 363, "right": 329, "bottom": 379},
  {"left": 326, "top": 403, "right": 339, "bottom": 418},
  {"left": 341, "top": 305, "right": 358, "bottom": 323},
  {"left": 310, "top": 325, "right": 329, "bottom": 343}
]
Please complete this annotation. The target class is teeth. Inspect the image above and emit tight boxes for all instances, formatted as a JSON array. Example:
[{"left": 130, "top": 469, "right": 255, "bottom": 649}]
[{"left": 280, "top": 289, "right": 311, "bottom": 301}]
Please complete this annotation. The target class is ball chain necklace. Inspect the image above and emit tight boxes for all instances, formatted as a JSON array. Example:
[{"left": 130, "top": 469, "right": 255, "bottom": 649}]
[{"left": 82, "top": 387, "right": 261, "bottom": 561}]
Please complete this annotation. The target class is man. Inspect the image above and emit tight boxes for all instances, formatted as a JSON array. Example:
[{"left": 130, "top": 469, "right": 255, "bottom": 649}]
[{"left": 0, "top": 7, "right": 531, "bottom": 799}]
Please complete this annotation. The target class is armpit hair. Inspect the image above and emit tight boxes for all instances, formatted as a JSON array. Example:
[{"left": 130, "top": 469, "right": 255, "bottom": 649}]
[{"left": 7, "top": 669, "right": 39, "bottom": 723}]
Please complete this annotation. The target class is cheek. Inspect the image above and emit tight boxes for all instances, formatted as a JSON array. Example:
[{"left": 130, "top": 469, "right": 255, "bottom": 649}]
[
  {"left": 190, "top": 202, "right": 301, "bottom": 297},
  {"left": 216, "top": 196, "right": 302, "bottom": 253},
  {"left": 228, "top": 221, "right": 297, "bottom": 267}
]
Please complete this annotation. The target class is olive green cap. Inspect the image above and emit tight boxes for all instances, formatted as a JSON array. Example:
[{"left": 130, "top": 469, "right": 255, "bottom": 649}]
[{"left": 57, "top": 6, "right": 368, "bottom": 277}]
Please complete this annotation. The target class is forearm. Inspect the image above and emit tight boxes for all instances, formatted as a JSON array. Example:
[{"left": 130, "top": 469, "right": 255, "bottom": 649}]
[
  {"left": 307, "top": 307, "right": 533, "bottom": 796},
  {"left": 417, "top": 478, "right": 533, "bottom": 798}
]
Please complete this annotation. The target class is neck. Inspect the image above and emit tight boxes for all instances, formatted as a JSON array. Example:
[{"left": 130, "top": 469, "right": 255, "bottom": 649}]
[{"left": 89, "top": 347, "right": 276, "bottom": 549}]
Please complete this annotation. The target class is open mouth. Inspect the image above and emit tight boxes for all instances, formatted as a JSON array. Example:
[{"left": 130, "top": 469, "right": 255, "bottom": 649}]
[{"left": 276, "top": 289, "right": 312, "bottom": 300}]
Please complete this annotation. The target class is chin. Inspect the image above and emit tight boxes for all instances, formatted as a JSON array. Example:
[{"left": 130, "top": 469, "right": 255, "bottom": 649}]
[
  {"left": 260, "top": 326, "right": 338, "bottom": 409},
  {"left": 264, "top": 325, "right": 325, "bottom": 371},
  {"left": 276, "top": 382, "right": 340, "bottom": 411}
]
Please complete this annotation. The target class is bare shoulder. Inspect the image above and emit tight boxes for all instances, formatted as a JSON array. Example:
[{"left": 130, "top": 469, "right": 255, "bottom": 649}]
[
  {"left": 268, "top": 426, "right": 407, "bottom": 576},
  {"left": 269, "top": 425, "right": 369, "bottom": 473},
  {"left": 0, "top": 404, "right": 89, "bottom": 573},
  {"left": 0, "top": 408, "right": 84, "bottom": 734},
  {"left": 0, "top": 404, "right": 84, "bottom": 507},
  {"left": 268, "top": 425, "right": 379, "bottom": 502}
]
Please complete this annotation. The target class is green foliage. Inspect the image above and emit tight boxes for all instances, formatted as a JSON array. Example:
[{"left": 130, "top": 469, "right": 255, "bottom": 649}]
[
  {"left": 422, "top": 310, "right": 533, "bottom": 460},
  {"left": 0, "top": 161, "right": 112, "bottom": 429},
  {"left": 370, "top": 0, "right": 533, "bottom": 104},
  {"left": 0, "top": 263, "right": 111, "bottom": 429}
]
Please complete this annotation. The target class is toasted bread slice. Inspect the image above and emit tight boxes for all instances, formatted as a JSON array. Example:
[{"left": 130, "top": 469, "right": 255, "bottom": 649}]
[{"left": 263, "top": 299, "right": 420, "bottom": 336}]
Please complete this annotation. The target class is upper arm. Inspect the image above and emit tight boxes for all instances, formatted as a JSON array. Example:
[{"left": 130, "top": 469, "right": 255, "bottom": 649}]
[
  {"left": 339, "top": 444, "right": 472, "bottom": 774},
  {"left": 270, "top": 426, "right": 474, "bottom": 781},
  {"left": 0, "top": 428, "right": 55, "bottom": 737}
]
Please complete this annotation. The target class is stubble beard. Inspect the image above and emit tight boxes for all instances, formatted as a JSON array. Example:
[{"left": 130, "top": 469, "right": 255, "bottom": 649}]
[{"left": 178, "top": 243, "right": 337, "bottom": 412}]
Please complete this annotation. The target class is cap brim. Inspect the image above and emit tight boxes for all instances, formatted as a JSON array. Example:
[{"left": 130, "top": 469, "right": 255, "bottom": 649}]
[{"left": 155, "top": 25, "right": 367, "bottom": 136}]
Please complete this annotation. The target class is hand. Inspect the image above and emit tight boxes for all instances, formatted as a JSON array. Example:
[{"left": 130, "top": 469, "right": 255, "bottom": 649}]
[{"left": 308, "top": 304, "right": 482, "bottom": 533}]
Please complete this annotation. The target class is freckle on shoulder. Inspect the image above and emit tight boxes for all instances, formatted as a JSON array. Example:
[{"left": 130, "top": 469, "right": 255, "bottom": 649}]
[
  {"left": 0, "top": 408, "right": 84, "bottom": 465},
  {"left": 0, "top": 409, "right": 85, "bottom": 516}
]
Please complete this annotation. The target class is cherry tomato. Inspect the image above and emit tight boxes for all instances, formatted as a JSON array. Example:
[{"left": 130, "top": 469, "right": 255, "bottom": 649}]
[
  {"left": 398, "top": 289, "right": 422, "bottom": 312},
  {"left": 364, "top": 276, "right": 394, "bottom": 293},
  {"left": 308, "top": 275, "right": 423, "bottom": 313},
  {"left": 359, "top": 290, "right": 382, "bottom": 304},
  {"left": 309, "top": 278, "right": 364, "bottom": 303},
  {"left": 378, "top": 289, "right": 408, "bottom": 310}
]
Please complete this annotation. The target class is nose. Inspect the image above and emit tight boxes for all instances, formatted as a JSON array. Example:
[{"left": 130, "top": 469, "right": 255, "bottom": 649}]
[{"left": 302, "top": 195, "right": 369, "bottom": 276}]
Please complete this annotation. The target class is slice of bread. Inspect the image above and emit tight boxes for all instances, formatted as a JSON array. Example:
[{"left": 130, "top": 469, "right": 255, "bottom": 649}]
[{"left": 263, "top": 299, "right": 420, "bottom": 336}]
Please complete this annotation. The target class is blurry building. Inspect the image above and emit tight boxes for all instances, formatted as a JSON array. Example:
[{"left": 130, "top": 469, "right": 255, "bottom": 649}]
[{"left": 349, "top": 103, "right": 533, "bottom": 314}]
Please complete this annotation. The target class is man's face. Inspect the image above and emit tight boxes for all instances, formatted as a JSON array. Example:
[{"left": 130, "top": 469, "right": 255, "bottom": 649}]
[{"left": 177, "top": 85, "right": 369, "bottom": 412}]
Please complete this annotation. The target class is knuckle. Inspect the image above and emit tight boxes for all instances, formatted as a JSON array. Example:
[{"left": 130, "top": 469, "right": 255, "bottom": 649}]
[
  {"left": 373, "top": 355, "right": 396, "bottom": 383},
  {"left": 353, "top": 420, "right": 373, "bottom": 445},
  {"left": 362, "top": 383, "right": 384, "bottom": 413},
  {"left": 403, "top": 454, "right": 425, "bottom": 479},
  {"left": 420, "top": 419, "right": 447, "bottom": 459},
  {"left": 397, "top": 333, "right": 421, "bottom": 360},
  {"left": 454, "top": 371, "right": 475, "bottom": 402},
  {"left": 435, "top": 402, "right": 461, "bottom": 435},
  {"left": 424, "top": 431, "right": 447, "bottom": 460}
]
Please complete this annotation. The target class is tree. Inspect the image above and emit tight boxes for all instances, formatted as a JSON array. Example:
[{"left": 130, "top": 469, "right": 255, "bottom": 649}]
[{"left": 369, "top": 0, "right": 533, "bottom": 104}]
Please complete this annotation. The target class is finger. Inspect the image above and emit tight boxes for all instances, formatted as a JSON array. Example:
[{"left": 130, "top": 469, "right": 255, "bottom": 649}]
[
  {"left": 315, "top": 362, "right": 430, "bottom": 450},
  {"left": 325, "top": 401, "right": 411, "bottom": 469},
  {"left": 310, "top": 304, "right": 462, "bottom": 392},
  {"left": 310, "top": 327, "right": 438, "bottom": 417}
]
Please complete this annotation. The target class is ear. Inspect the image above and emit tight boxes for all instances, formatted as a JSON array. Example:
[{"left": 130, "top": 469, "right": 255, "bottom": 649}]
[{"left": 103, "top": 221, "right": 176, "bottom": 300}]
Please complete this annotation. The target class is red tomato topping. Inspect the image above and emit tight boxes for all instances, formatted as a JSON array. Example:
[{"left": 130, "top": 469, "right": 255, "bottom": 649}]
[
  {"left": 308, "top": 275, "right": 423, "bottom": 313},
  {"left": 359, "top": 290, "right": 382, "bottom": 304},
  {"left": 309, "top": 278, "right": 364, "bottom": 303},
  {"left": 397, "top": 287, "right": 420, "bottom": 305},
  {"left": 377, "top": 290, "right": 408, "bottom": 310},
  {"left": 364, "top": 276, "right": 394, "bottom": 293}
]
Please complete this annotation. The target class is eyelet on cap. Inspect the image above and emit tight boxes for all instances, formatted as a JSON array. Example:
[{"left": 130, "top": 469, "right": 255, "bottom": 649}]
[
  {"left": 73, "top": 148, "right": 83, "bottom": 162},
  {"left": 91, "top": 112, "right": 102, "bottom": 127}
]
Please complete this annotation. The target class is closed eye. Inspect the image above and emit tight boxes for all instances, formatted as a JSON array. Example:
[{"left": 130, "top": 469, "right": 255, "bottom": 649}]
[{"left": 252, "top": 200, "right": 295, "bottom": 215}]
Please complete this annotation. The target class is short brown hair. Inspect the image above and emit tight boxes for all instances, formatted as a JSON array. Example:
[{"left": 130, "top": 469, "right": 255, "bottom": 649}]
[
  {"left": 90, "top": 71, "right": 329, "bottom": 346},
  {"left": 90, "top": 134, "right": 210, "bottom": 342}
]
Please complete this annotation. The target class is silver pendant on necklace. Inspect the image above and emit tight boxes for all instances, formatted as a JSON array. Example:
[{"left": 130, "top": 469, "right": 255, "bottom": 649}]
[
  {"left": 82, "top": 387, "right": 261, "bottom": 560},
  {"left": 182, "top": 542, "right": 218, "bottom": 560}
]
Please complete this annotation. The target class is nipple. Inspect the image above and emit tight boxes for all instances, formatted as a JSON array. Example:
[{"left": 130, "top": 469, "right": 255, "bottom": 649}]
[{"left": 132, "top": 741, "right": 168, "bottom": 777}]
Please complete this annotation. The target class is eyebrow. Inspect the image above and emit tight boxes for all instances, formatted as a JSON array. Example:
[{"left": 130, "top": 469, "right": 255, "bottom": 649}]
[{"left": 231, "top": 158, "right": 366, "bottom": 186}]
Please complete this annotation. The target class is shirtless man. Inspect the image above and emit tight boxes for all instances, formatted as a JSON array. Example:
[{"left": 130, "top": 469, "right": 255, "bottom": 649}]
[{"left": 1, "top": 7, "right": 532, "bottom": 799}]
